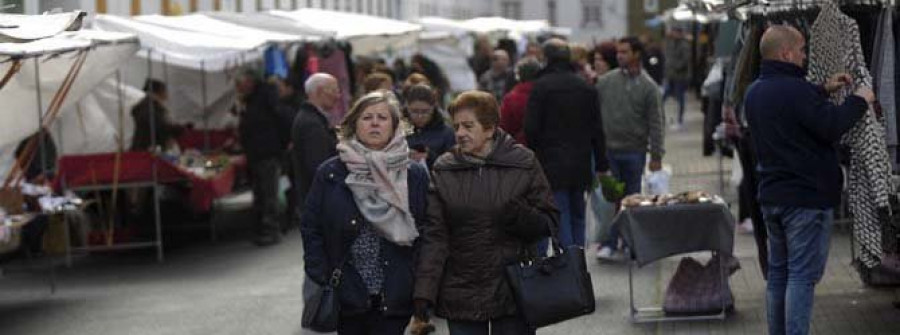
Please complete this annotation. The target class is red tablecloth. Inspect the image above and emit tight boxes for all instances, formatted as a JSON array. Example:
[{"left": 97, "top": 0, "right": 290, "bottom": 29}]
[
  {"left": 176, "top": 129, "right": 237, "bottom": 151},
  {"left": 54, "top": 152, "right": 237, "bottom": 212}
]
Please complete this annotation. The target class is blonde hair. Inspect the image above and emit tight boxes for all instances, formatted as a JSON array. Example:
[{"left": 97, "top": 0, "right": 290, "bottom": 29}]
[{"left": 340, "top": 90, "right": 402, "bottom": 140}]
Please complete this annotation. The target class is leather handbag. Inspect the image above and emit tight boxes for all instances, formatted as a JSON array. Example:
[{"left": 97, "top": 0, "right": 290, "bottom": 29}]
[
  {"left": 301, "top": 263, "right": 346, "bottom": 332},
  {"left": 505, "top": 239, "right": 596, "bottom": 328}
]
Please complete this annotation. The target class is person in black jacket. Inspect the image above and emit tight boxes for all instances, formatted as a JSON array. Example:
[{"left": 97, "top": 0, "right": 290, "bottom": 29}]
[
  {"left": 290, "top": 73, "right": 341, "bottom": 217},
  {"left": 525, "top": 38, "right": 610, "bottom": 251},
  {"left": 744, "top": 25, "right": 874, "bottom": 335},
  {"left": 130, "top": 79, "right": 184, "bottom": 152},
  {"left": 404, "top": 84, "right": 455, "bottom": 169},
  {"left": 237, "top": 69, "right": 287, "bottom": 246},
  {"left": 301, "top": 91, "right": 428, "bottom": 334}
]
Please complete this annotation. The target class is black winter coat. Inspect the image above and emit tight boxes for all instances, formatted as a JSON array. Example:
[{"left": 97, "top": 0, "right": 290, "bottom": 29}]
[
  {"left": 301, "top": 157, "right": 429, "bottom": 317},
  {"left": 239, "top": 84, "right": 287, "bottom": 163},
  {"left": 130, "top": 98, "right": 183, "bottom": 151},
  {"left": 525, "top": 62, "right": 610, "bottom": 191},
  {"left": 406, "top": 114, "right": 456, "bottom": 169},
  {"left": 290, "top": 102, "right": 338, "bottom": 202},
  {"left": 414, "top": 131, "right": 558, "bottom": 321}
]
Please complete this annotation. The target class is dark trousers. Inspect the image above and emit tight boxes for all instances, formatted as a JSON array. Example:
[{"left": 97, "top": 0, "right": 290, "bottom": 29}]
[
  {"left": 249, "top": 157, "right": 281, "bottom": 238},
  {"left": 337, "top": 311, "right": 410, "bottom": 335},
  {"left": 447, "top": 316, "right": 534, "bottom": 335},
  {"left": 734, "top": 129, "right": 768, "bottom": 278}
]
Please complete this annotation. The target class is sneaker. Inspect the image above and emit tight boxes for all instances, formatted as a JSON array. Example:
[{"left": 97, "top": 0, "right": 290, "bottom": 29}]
[{"left": 597, "top": 246, "right": 615, "bottom": 261}]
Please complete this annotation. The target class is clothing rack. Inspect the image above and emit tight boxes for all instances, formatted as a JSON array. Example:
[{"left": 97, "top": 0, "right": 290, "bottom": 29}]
[{"left": 746, "top": 0, "right": 894, "bottom": 14}]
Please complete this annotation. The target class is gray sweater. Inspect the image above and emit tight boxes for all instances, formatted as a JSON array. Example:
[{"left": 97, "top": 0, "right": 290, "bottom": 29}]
[{"left": 596, "top": 68, "right": 665, "bottom": 160}]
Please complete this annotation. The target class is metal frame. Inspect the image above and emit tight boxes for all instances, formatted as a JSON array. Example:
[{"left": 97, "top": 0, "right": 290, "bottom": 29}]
[{"left": 628, "top": 250, "right": 729, "bottom": 323}]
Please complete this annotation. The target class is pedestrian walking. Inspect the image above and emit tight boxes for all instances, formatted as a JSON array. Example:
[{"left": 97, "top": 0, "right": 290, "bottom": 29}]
[
  {"left": 477, "top": 49, "right": 516, "bottom": 103},
  {"left": 525, "top": 38, "right": 610, "bottom": 251},
  {"left": 404, "top": 84, "right": 455, "bottom": 169},
  {"left": 663, "top": 27, "right": 692, "bottom": 130},
  {"left": 744, "top": 25, "right": 874, "bottom": 335},
  {"left": 595, "top": 36, "right": 665, "bottom": 260},
  {"left": 301, "top": 91, "right": 429, "bottom": 335},
  {"left": 499, "top": 57, "right": 542, "bottom": 145},
  {"left": 414, "top": 91, "right": 558, "bottom": 335}
]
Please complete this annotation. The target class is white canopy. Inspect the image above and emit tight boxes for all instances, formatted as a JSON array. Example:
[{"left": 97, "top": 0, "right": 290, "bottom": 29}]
[
  {"left": 0, "top": 26, "right": 139, "bottom": 179},
  {"left": 203, "top": 11, "right": 334, "bottom": 41},
  {"left": 92, "top": 14, "right": 265, "bottom": 71},
  {"left": 270, "top": 8, "right": 422, "bottom": 56},
  {"left": 134, "top": 14, "right": 307, "bottom": 43},
  {"left": 0, "top": 12, "right": 85, "bottom": 42}
]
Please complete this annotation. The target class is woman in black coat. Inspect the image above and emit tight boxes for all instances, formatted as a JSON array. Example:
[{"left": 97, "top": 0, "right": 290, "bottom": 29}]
[
  {"left": 404, "top": 84, "right": 455, "bottom": 169},
  {"left": 301, "top": 91, "right": 429, "bottom": 334}
]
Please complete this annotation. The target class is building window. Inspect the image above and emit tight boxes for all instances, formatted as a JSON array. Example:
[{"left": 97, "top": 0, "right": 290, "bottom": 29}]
[
  {"left": 500, "top": 1, "right": 521, "bottom": 20},
  {"left": 333, "top": 0, "right": 340, "bottom": 11},
  {"left": 581, "top": 0, "right": 603, "bottom": 29},
  {"left": 547, "top": 0, "right": 557, "bottom": 26},
  {"left": 386, "top": 0, "right": 392, "bottom": 18}
]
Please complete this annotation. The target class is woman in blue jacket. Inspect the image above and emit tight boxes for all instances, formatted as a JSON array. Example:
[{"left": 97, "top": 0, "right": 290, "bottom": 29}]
[
  {"left": 404, "top": 84, "right": 455, "bottom": 169},
  {"left": 301, "top": 91, "right": 429, "bottom": 334}
]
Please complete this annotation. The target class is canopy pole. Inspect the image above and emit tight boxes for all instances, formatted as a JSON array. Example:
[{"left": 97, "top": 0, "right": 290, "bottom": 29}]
[
  {"left": 33, "top": 57, "right": 46, "bottom": 180},
  {"left": 201, "top": 60, "right": 209, "bottom": 152}
]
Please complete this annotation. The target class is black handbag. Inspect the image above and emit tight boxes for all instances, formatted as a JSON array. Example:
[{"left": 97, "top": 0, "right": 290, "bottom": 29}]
[
  {"left": 302, "top": 263, "right": 346, "bottom": 332},
  {"left": 504, "top": 239, "right": 596, "bottom": 328}
]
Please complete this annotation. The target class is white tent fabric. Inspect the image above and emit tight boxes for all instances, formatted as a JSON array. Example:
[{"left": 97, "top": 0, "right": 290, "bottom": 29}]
[
  {"left": 0, "top": 12, "right": 84, "bottom": 41},
  {"left": 462, "top": 17, "right": 551, "bottom": 36},
  {"left": 411, "top": 36, "right": 477, "bottom": 93},
  {"left": 203, "top": 11, "right": 334, "bottom": 40},
  {"left": 0, "top": 27, "right": 139, "bottom": 180},
  {"left": 134, "top": 14, "right": 305, "bottom": 43},
  {"left": 92, "top": 14, "right": 265, "bottom": 71},
  {"left": 270, "top": 9, "right": 421, "bottom": 56},
  {"left": 54, "top": 77, "right": 145, "bottom": 155}
]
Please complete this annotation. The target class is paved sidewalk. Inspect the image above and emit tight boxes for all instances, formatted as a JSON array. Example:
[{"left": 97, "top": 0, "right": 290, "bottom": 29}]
[{"left": 1, "top": 96, "right": 899, "bottom": 334}]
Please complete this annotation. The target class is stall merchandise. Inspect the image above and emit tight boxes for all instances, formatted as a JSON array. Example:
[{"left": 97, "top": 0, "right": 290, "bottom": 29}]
[{"left": 723, "top": 1, "right": 900, "bottom": 276}]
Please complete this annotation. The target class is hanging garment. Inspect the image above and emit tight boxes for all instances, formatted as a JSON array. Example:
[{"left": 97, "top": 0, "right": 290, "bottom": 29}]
[
  {"left": 872, "top": 9, "right": 898, "bottom": 171},
  {"left": 317, "top": 46, "right": 352, "bottom": 126},
  {"left": 807, "top": 2, "right": 894, "bottom": 268}
]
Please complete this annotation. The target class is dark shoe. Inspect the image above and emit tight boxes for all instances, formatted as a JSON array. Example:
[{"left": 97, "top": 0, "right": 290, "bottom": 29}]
[{"left": 253, "top": 234, "right": 282, "bottom": 247}]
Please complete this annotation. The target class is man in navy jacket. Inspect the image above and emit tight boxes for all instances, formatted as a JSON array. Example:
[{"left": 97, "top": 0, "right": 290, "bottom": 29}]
[{"left": 744, "top": 25, "right": 874, "bottom": 335}]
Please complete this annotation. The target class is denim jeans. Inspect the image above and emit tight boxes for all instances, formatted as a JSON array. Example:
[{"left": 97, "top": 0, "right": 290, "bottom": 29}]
[
  {"left": 602, "top": 151, "right": 645, "bottom": 248},
  {"left": 539, "top": 189, "right": 586, "bottom": 253},
  {"left": 762, "top": 206, "right": 833, "bottom": 335},
  {"left": 447, "top": 316, "right": 534, "bottom": 335},
  {"left": 663, "top": 79, "right": 688, "bottom": 124}
]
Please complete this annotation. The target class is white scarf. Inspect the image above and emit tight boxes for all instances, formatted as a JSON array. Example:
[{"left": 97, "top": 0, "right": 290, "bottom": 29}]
[{"left": 336, "top": 130, "right": 418, "bottom": 246}]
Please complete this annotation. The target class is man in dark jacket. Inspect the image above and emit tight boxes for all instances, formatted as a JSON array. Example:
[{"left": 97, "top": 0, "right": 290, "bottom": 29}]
[
  {"left": 290, "top": 73, "right": 340, "bottom": 218},
  {"left": 237, "top": 69, "right": 287, "bottom": 246},
  {"left": 744, "top": 25, "right": 874, "bottom": 335},
  {"left": 130, "top": 79, "right": 183, "bottom": 151},
  {"left": 525, "top": 38, "right": 610, "bottom": 250}
]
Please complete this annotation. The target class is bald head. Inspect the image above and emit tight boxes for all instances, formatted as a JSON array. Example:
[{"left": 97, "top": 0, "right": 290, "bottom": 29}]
[
  {"left": 760, "top": 25, "right": 805, "bottom": 62},
  {"left": 305, "top": 73, "right": 339, "bottom": 111}
]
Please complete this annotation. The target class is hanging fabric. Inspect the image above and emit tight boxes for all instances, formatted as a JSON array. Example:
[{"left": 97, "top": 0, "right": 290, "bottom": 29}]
[
  {"left": 871, "top": 8, "right": 898, "bottom": 172},
  {"left": 807, "top": 1, "right": 894, "bottom": 268}
]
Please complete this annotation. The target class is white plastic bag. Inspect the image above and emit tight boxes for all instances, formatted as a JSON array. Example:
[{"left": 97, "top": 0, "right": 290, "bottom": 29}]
[{"left": 645, "top": 170, "right": 671, "bottom": 195}]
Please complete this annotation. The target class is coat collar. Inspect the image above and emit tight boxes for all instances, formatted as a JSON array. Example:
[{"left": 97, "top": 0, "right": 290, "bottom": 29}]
[
  {"left": 759, "top": 60, "right": 806, "bottom": 79},
  {"left": 434, "top": 130, "right": 533, "bottom": 171}
]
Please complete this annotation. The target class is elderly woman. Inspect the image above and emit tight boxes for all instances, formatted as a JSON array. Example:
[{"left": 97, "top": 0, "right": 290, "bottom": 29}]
[
  {"left": 413, "top": 91, "right": 559, "bottom": 334},
  {"left": 301, "top": 91, "right": 429, "bottom": 334},
  {"left": 404, "top": 84, "right": 455, "bottom": 168}
]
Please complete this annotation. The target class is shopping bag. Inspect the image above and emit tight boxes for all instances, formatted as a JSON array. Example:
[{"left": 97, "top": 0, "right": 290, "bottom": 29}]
[
  {"left": 505, "top": 240, "right": 595, "bottom": 328},
  {"left": 645, "top": 170, "right": 671, "bottom": 195},
  {"left": 589, "top": 187, "right": 617, "bottom": 243}
]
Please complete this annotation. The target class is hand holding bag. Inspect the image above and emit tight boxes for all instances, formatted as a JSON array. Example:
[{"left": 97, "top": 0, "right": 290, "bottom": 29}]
[
  {"left": 505, "top": 238, "right": 596, "bottom": 328},
  {"left": 302, "top": 263, "right": 345, "bottom": 332}
]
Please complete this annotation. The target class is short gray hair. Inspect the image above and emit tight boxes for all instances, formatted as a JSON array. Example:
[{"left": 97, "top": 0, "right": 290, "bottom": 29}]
[
  {"left": 304, "top": 73, "right": 337, "bottom": 96},
  {"left": 340, "top": 90, "right": 402, "bottom": 140}
]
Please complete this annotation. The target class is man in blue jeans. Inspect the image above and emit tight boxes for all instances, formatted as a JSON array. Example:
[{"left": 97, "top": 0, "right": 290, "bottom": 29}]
[
  {"left": 744, "top": 25, "right": 874, "bottom": 335},
  {"left": 595, "top": 36, "right": 666, "bottom": 260}
]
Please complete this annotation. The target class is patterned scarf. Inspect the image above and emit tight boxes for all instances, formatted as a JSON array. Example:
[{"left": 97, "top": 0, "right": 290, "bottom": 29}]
[{"left": 337, "top": 130, "right": 418, "bottom": 246}]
